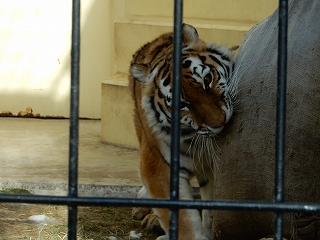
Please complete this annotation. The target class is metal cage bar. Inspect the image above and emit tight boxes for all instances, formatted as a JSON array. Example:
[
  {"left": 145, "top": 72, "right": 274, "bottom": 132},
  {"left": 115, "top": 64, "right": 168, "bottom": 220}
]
[
  {"left": 1, "top": 1, "right": 320, "bottom": 240},
  {"left": 68, "top": 0, "right": 81, "bottom": 239},
  {"left": 1, "top": 194, "right": 320, "bottom": 212},
  {"left": 169, "top": 0, "right": 183, "bottom": 239},
  {"left": 274, "top": 0, "right": 288, "bottom": 239}
]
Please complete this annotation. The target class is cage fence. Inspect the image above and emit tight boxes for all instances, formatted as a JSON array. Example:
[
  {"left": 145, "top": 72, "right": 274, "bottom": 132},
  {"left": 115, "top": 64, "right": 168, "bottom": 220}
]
[{"left": 1, "top": 0, "right": 320, "bottom": 240}]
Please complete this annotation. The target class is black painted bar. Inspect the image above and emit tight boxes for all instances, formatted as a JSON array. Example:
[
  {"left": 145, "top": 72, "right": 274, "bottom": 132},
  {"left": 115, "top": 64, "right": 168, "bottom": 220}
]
[
  {"left": 0, "top": 194, "right": 320, "bottom": 214},
  {"left": 274, "top": 0, "right": 288, "bottom": 239},
  {"left": 68, "top": 0, "right": 81, "bottom": 239},
  {"left": 170, "top": 0, "right": 183, "bottom": 239}
]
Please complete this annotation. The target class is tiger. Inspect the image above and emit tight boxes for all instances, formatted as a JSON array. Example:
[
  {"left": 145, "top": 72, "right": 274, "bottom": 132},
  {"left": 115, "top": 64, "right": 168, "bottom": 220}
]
[{"left": 128, "top": 24, "right": 238, "bottom": 240}]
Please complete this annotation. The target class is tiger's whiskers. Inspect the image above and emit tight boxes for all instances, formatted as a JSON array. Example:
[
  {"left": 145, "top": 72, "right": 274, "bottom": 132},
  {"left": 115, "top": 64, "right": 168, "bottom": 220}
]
[{"left": 187, "top": 134, "right": 221, "bottom": 185}]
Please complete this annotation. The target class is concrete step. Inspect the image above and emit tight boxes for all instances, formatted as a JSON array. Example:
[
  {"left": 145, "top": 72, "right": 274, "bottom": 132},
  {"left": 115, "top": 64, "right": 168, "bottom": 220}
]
[
  {"left": 114, "top": 16, "right": 255, "bottom": 73},
  {"left": 101, "top": 73, "right": 138, "bottom": 149},
  {"left": 104, "top": 17, "right": 254, "bottom": 147},
  {"left": 125, "top": 0, "right": 277, "bottom": 23},
  {"left": 104, "top": 0, "right": 278, "bottom": 147}
]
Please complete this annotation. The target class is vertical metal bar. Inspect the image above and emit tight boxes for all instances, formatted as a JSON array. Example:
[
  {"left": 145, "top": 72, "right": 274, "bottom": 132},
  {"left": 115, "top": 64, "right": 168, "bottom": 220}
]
[
  {"left": 170, "top": 0, "right": 183, "bottom": 239},
  {"left": 274, "top": 0, "right": 288, "bottom": 239},
  {"left": 68, "top": 0, "right": 81, "bottom": 239}
]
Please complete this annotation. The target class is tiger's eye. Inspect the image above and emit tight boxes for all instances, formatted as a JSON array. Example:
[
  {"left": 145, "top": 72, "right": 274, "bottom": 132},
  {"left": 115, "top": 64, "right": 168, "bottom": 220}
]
[
  {"left": 204, "top": 73, "right": 212, "bottom": 85},
  {"left": 180, "top": 101, "right": 190, "bottom": 110}
]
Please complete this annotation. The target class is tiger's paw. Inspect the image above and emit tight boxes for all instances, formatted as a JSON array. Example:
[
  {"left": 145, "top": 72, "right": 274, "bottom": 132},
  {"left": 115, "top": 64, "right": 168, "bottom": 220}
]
[
  {"left": 141, "top": 213, "right": 165, "bottom": 235},
  {"left": 132, "top": 186, "right": 152, "bottom": 220},
  {"left": 132, "top": 206, "right": 152, "bottom": 220},
  {"left": 156, "top": 235, "right": 168, "bottom": 240}
]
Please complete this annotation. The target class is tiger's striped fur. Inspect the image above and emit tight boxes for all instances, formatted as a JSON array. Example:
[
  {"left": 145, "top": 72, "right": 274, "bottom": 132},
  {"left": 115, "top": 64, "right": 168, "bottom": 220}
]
[{"left": 129, "top": 24, "right": 237, "bottom": 240}]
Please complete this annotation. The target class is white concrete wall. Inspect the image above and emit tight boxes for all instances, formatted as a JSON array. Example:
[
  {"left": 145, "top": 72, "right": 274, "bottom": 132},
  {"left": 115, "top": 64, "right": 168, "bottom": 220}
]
[{"left": 0, "top": 0, "right": 113, "bottom": 118}]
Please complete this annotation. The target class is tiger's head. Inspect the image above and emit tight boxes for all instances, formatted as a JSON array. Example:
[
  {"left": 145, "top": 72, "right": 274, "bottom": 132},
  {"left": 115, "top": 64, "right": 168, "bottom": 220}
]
[{"left": 130, "top": 24, "right": 237, "bottom": 141}]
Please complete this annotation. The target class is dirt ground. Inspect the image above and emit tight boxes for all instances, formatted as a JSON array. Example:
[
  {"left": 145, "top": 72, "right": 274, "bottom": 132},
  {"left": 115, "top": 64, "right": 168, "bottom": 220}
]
[
  {"left": 0, "top": 203, "right": 160, "bottom": 240},
  {"left": 0, "top": 190, "right": 159, "bottom": 240}
]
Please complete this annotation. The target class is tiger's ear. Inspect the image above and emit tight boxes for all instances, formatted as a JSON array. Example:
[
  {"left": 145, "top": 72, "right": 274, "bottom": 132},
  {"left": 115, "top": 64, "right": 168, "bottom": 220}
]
[
  {"left": 230, "top": 45, "right": 239, "bottom": 51},
  {"left": 130, "top": 63, "right": 150, "bottom": 83},
  {"left": 182, "top": 24, "right": 199, "bottom": 44}
]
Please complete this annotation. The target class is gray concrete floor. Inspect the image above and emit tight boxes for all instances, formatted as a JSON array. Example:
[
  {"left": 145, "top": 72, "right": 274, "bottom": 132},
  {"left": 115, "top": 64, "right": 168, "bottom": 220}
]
[{"left": 0, "top": 118, "right": 142, "bottom": 196}]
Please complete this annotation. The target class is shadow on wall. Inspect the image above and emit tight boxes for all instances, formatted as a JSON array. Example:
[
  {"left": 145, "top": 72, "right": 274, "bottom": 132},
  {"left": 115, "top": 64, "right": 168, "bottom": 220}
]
[{"left": 0, "top": 0, "right": 112, "bottom": 119}]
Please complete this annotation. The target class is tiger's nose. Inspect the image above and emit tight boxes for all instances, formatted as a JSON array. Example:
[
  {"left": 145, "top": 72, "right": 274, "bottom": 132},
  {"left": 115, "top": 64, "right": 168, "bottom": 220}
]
[{"left": 212, "top": 114, "right": 226, "bottom": 128}]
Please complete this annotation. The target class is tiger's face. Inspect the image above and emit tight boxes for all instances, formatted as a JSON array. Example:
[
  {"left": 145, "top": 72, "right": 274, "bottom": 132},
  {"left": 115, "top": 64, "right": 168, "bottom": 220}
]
[
  {"left": 130, "top": 24, "right": 236, "bottom": 140},
  {"left": 181, "top": 50, "right": 234, "bottom": 137},
  {"left": 151, "top": 49, "right": 235, "bottom": 140}
]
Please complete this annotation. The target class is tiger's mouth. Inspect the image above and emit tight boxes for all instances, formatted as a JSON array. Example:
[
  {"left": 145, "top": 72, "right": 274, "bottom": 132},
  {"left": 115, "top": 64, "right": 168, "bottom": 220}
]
[{"left": 197, "top": 126, "right": 224, "bottom": 136}]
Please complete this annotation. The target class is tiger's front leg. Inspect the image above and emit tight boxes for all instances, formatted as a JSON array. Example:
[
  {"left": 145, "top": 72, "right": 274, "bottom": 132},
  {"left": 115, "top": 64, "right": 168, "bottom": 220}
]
[
  {"left": 194, "top": 156, "right": 215, "bottom": 240},
  {"left": 195, "top": 169, "right": 214, "bottom": 240},
  {"left": 140, "top": 143, "right": 208, "bottom": 240},
  {"left": 132, "top": 186, "right": 152, "bottom": 221},
  {"left": 132, "top": 186, "right": 165, "bottom": 235}
]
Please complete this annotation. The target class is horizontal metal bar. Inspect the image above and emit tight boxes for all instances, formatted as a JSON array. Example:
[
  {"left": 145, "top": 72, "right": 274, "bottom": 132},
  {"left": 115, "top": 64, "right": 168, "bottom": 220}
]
[{"left": 0, "top": 194, "right": 319, "bottom": 213}]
